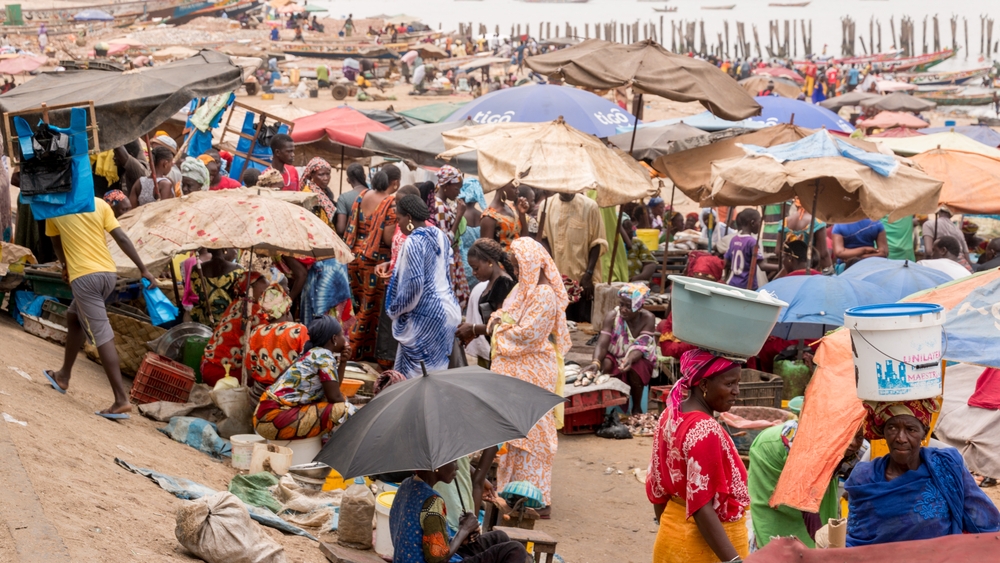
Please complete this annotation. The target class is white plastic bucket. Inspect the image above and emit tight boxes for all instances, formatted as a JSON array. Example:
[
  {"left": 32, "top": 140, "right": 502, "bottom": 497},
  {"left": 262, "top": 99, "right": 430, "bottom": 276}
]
[
  {"left": 375, "top": 491, "right": 396, "bottom": 559},
  {"left": 267, "top": 436, "right": 322, "bottom": 466},
  {"left": 230, "top": 434, "right": 266, "bottom": 470},
  {"left": 844, "top": 303, "right": 945, "bottom": 401},
  {"left": 249, "top": 442, "right": 293, "bottom": 475}
]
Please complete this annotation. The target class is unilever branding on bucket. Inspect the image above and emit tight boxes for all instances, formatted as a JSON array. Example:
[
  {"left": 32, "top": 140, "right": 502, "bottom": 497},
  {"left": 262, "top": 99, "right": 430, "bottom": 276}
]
[{"left": 846, "top": 303, "right": 945, "bottom": 401}]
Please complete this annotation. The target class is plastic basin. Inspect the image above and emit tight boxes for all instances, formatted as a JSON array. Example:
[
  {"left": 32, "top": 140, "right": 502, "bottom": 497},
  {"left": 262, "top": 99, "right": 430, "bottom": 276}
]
[
  {"left": 340, "top": 378, "right": 363, "bottom": 397},
  {"left": 668, "top": 275, "right": 788, "bottom": 359}
]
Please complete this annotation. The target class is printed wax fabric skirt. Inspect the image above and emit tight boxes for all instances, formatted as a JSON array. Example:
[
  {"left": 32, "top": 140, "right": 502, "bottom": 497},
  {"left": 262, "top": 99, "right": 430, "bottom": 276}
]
[{"left": 253, "top": 399, "right": 348, "bottom": 440}]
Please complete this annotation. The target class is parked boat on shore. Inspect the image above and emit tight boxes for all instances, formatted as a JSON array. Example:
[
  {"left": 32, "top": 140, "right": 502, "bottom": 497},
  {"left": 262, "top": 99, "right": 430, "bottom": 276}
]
[{"left": 915, "top": 89, "right": 997, "bottom": 106}]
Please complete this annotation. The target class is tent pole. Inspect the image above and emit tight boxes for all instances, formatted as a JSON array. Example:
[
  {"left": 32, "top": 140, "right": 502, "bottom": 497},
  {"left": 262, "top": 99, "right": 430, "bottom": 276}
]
[
  {"left": 239, "top": 245, "right": 255, "bottom": 387},
  {"left": 776, "top": 201, "right": 787, "bottom": 275},
  {"left": 607, "top": 207, "right": 624, "bottom": 283},
  {"left": 339, "top": 145, "right": 345, "bottom": 196},
  {"left": 805, "top": 182, "right": 819, "bottom": 276},
  {"left": 659, "top": 183, "right": 676, "bottom": 293},
  {"left": 535, "top": 196, "right": 549, "bottom": 242}
]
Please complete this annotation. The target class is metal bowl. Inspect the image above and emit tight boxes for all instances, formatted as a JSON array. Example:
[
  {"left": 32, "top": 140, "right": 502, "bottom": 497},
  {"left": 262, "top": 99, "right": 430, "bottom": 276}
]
[{"left": 288, "top": 462, "right": 333, "bottom": 480}]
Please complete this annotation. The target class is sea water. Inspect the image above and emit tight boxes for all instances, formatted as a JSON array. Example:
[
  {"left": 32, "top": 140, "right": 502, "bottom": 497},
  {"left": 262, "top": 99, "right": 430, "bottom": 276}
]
[{"left": 314, "top": 0, "right": 995, "bottom": 60}]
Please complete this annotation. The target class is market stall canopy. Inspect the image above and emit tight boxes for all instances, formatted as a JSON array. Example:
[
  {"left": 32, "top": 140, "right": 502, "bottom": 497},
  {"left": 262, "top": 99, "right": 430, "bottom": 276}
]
[
  {"left": 873, "top": 131, "right": 1000, "bottom": 158},
  {"left": 653, "top": 123, "right": 879, "bottom": 204},
  {"left": 919, "top": 125, "right": 1000, "bottom": 147},
  {"left": 151, "top": 46, "right": 200, "bottom": 62},
  {"left": 438, "top": 119, "right": 656, "bottom": 207},
  {"left": 868, "top": 127, "right": 924, "bottom": 138},
  {"left": 457, "top": 57, "right": 510, "bottom": 72},
  {"left": 539, "top": 37, "right": 582, "bottom": 47},
  {"left": 0, "top": 54, "right": 47, "bottom": 75},
  {"left": 749, "top": 96, "right": 854, "bottom": 132},
  {"left": 411, "top": 43, "right": 449, "bottom": 60},
  {"left": 818, "top": 90, "right": 881, "bottom": 111},
  {"left": 909, "top": 149, "right": 1000, "bottom": 215},
  {"left": 708, "top": 131, "right": 942, "bottom": 223},
  {"left": 398, "top": 101, "right": 467, "bottom": 124},
  {"left": 74, "top": 8, "right": 113, "bottom": 21},
  {"left": 770, "top": 269, "right": 1000, "bottom": 513},
  {"left": 752, "top": 66, "right": 804, "bottom": 84},
  {"left": 607, "top": 122, "right": 708, "bottom": 161},
  {"left": 738, "top": 76, "right": 802, "bottom": 99},
  {"left": 861, "top": 91, "right": 936, "bottom": 112},
  {"left": 110, "top": 188, "right": 353, "bottom": 278},
  {"left": 291, "top": 106, "right": 390, "bottom": 158},
  {"left": 856, "top": 111, "right": 929, "bottom": 130},
  {"left": 304, "top": 4, "right": 327, "bottom": 12},
  {"left": 622, "top": 112, "right": 766, "bottom": 133},
  {"left": 525, "top": 39, "right": 761, "bottom": 122},
  {"left": 363, "top": 120, "right": 480, "bottom": 175},
  {"left": 357, "top": 108, "right": 421, "bottom": 130},
  {"left": 446, "top": 84, "right": 636, "bottom": 138},
  {"left": 763, "top": 275, "right": 894, "bottom": 340},
  {"left": 0, "top": 50, "right": 243, "bottom": 150},
  {"left": 875, "top": 79, "right": 919, "bottom": 93},
  {"left": 840, "top": 257, "right": 954, "bottom": 302}
]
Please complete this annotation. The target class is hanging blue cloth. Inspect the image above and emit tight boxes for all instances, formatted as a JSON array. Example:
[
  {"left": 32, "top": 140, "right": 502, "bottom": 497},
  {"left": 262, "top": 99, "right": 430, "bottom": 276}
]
[
  {"left": 301, "top": 258, "right": 352, "bottom": 323},
  {"left": 17, "top": 107, "right": 95, "bottom": 220},
  {"left": 186, "top": 93, "right": 236, "bottom": 157},
  {"left": 228, "top": 112, "right": 290, "bottom": 180}
]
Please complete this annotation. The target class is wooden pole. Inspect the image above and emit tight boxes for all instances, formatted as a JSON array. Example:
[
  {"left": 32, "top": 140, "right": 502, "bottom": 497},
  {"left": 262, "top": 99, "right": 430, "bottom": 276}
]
[
  {"left": 805, "top": 183, "right": 819, "bottom": 276},
  {"left": 658, "top": 184, "right": 677, "bottom": 293},
  {"left": 338, "top": 144, "right": 345, "bottom": 196},
  {"left": 607, "top": 208, "right": 624, "bottom": 283}
]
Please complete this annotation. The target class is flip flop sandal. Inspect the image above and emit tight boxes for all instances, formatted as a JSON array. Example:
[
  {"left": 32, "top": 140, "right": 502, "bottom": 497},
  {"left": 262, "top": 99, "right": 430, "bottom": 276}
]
[
  {"left": 95, "top": 411, "right": 130, "bottom": 420},
  {"left": 980, "top": 477, "right": 998, "bottom": 488},
  {"left": 42, "top": 370, "right": 66, "bottom": 394}
]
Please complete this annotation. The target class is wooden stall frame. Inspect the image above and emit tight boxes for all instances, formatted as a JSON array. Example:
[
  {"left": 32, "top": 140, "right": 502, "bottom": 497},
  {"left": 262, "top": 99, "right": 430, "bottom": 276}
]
[
  {"left": 3, "top": 101, "right": 100, "bottom": 170},
  {"left": 218, "top": 100, "right": 296, "bottom": 180}
]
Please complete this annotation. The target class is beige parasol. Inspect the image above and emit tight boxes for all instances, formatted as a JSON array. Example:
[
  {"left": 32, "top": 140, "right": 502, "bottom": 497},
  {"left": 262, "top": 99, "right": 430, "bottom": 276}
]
[
  {"left": 707, "top": 150, "right": 942, "bottom": 224},
  {"left": 109, "top": 188, "right": 353, "bottom": 277},
  {"left": 438, "top": 119, "right": 656, "bottom": 207}
]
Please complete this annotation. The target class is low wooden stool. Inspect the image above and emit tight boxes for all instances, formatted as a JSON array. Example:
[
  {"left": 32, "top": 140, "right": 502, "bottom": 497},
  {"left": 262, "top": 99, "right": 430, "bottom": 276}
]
[
  {"left": 493, "top": 526, "right": 557, "bottom": 563},
  {"left": 320, "top": 542, "right": 386, "bottom": 563}
]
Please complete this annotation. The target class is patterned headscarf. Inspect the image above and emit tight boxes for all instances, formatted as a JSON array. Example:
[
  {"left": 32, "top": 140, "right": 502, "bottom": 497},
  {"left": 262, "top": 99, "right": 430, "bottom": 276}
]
[
  {"left": 234, "top": 271, "right": 263, "bottom": 297},
  {"left": 257, "top": 168, "right": 285, "bottom": 189},
  {"left": 686, "top": 251, "right": 724, "bottom": 282},
  {"left": 666, "top": 348, "right": 739, "bottom": 415},
  {"left": 259, "top": 283, "right": 292, "bottom": 321},
  {"left": 499, "top": 238, "right": 572, "bottom": 356},
  {"left": 102, "top": 189, "right": 127, "bottom": 206},
  {"left": 180, "top": 157, "right": 210, "bottom": 191},
  {"left": 862, "top": 398, "right": 942, "bottom": 440},
  {"left": 459, "top": 177, "right": 487, "bottom": 209},
  {"left": 436, "top": 164, "right": 462, "bottom": 187},
  {"left": 304, "top": 157, "right": 332, "bottom": 183},
  {"left": 962, "top": 220, "right": 979, "bottom": 235},
  {"left": 618, "top": 283, "right": 650, "bottom": 312}
]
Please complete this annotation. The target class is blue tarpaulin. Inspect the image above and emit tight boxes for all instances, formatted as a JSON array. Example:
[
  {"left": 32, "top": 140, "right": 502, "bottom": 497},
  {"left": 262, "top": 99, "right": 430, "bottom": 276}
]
[
  {"left": 942, "top": 279, "right": 1000, "bottom": 368},
  {"left": 743, "top": 131, "right": 899, "bottom": 177}
]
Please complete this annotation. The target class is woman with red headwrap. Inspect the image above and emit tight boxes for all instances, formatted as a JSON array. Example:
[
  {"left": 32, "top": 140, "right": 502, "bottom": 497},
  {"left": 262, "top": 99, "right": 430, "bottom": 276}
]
[{"left": 648, "top": 349, "right": 749, "bottom": 563}]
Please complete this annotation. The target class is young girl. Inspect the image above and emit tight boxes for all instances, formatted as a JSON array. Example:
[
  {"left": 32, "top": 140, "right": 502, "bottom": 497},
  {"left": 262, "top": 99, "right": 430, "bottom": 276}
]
[{"left": 725, "top": 209, "right": 763, "bottom": 290}]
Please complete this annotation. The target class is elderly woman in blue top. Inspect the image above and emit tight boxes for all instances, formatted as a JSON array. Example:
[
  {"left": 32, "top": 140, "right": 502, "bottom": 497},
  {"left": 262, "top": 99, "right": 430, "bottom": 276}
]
[
  {"left": 845, "top": 399, "right": 1000, "bottom": 547},
  {"left": 385, "top": 194, "right": 462, "bottom": 378},
  {"left": 389, "top": 461, "right": 528, "bottom": 563}
]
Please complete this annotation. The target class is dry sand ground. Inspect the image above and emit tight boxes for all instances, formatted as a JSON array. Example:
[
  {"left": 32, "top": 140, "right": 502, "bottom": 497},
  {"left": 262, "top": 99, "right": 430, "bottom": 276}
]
[{"left": 0, "top": 315, "right": 656, "bottom": 563}]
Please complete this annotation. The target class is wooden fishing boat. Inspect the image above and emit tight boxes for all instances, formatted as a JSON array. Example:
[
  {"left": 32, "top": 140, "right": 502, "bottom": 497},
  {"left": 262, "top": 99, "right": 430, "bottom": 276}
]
[
  {"left": 0, "top": 0, "right": 260, "bottom": 26},
  {"left": 914, "top": 90, "right": 997, "bottom": 106},
  {"left": 702, "top": 4, "right": 736, "bottom": 9},
  {"left": 654, "top": 6, "right": 679, "bottom": 12},
  {"left": 769, "top": 2, "right": 811, "bottom": 6},
  {"left": 901, "top": 67, "right": 991, "bottom": 86},
  {"left": 809, "top": 49, "right": 955, "bottom": 73},
  {"left": 282, "top": 45, "right": 401, "bottom": 60}
]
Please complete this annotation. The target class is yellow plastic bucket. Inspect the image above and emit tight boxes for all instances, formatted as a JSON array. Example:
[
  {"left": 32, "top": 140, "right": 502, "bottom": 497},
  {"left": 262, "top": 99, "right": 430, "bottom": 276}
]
[{"left": 636, "top": 229, "right": 660, "bottom": 250}]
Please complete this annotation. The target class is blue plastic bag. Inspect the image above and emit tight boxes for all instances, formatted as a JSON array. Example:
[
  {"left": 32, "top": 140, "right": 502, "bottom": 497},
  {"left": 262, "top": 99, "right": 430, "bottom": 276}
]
[
  {"left": 15, "top": 107, "right": 96, "bottom": 220},
  {"left": 142, "top": 278, "right": 179, "bottom": 326}
]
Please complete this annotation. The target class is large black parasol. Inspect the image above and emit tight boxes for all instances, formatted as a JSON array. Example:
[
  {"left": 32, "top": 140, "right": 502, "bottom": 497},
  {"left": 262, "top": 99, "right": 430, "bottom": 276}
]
[{"left": 314, "top": 365, "right": 564, "bottom": 479}]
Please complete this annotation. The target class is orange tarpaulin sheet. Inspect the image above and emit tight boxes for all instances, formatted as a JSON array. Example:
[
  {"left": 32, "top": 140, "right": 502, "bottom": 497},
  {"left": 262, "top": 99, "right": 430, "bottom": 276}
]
[
  {"left": 770, "top": 269, "right": 1000, "bottom": 512},
  {"left": 745, "top": 535, "right": 1000, "bottom": 563},
  {"left": 910, "top": 149, "right": 1000, "bottom": 215}
]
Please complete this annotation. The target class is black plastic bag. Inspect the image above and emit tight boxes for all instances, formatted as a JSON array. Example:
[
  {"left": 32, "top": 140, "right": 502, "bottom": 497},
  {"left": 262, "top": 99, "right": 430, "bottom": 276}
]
[
  {"left": 596, "top": 413, "right": 633, "bottom": 440},
  {"left": 19, "top": 122, "right": 73, "bottom": 196},
  {"left": 256, "top": 122, "right": 280, "bottom": 148}
]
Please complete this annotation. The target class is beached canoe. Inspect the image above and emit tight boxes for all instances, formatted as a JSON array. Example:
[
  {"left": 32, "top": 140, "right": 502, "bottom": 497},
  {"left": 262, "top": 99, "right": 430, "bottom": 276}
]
[
  {"left": 654, "top": 6, "right": 679, "bottom": 12},
  {"left": 914, "top": 90, "right": 997, "bottom": 106},
  {"left": 902, "top": 67, "right": 991, "bottom": 86},
  {"left": 702, "top": 4, "right": 736, "bottom": 9},
  {"left": 769, "top": 2, "right": 811, "bottom": 6}
]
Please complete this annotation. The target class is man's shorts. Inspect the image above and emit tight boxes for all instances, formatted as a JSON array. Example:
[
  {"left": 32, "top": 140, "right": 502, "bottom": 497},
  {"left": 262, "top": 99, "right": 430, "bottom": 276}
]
[{"left": 67, "top": 272, "right": 117, "bottom": 347}]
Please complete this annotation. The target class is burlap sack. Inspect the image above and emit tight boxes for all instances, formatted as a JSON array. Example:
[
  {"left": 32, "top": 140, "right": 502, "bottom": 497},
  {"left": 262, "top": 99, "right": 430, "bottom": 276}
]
[{"left": 175, "top": 491, "right": 286, "bottom": 563}]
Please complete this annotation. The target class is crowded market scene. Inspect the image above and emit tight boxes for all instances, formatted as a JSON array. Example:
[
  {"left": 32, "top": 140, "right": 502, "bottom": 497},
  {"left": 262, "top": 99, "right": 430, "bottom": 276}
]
[{"left": 2, "top": 1, "right": 1000, "bottom": 562}]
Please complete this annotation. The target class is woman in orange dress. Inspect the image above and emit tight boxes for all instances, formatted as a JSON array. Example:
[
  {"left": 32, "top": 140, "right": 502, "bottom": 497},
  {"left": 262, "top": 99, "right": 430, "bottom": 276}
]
[
  {"left": 480, "top": 183, "right": 529, "bottom": 252},
  {"left": 344, "top": 169, "right": 396, "bottom": 365},
  {"left": 488, "top": 238, "right": 571, "bottom": 511}
]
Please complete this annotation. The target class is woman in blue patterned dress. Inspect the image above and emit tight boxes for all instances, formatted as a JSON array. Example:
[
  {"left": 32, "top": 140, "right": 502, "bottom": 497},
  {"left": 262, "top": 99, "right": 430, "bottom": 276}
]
[{"left": 386, "top": 195, "right": 462, "bottom": 378}]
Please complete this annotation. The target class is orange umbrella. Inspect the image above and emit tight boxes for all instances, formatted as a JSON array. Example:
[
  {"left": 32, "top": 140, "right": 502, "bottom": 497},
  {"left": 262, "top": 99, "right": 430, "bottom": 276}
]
[
  {"left": 909, "top": 149, "right": 1000, "bottom": 214},
  {"left": 857, "top": 110, "right": 929, "bottom": 130}
]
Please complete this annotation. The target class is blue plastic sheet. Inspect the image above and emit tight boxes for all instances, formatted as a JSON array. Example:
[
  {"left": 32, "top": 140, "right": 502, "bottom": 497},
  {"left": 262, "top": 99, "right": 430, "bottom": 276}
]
[
  {"left": 942, "top": 278, "right": 1000, "bottom": 368},
  {"left": 12, "top": 290, "right": 55, "bottom": 326},
  {"left": 158, "top": 417, "right": 231, "bottom": 459},
  {"left": 743, "top": 131, "right": 899, "bottom": 177},
  {"left": 115, "top": 458, "right": 318, "bottom": 540}
]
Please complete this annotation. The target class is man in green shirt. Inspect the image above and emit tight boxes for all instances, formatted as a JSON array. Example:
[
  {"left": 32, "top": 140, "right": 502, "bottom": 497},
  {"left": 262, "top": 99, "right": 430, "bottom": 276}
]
[{"left": 881, "top": 216, "right": 916, "bottom": 261}]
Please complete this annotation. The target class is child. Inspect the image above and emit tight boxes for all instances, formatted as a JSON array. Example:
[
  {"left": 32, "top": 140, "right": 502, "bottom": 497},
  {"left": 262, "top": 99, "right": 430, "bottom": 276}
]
[{"left": 725, "top": 208, "right": 763, "bottom": 290}]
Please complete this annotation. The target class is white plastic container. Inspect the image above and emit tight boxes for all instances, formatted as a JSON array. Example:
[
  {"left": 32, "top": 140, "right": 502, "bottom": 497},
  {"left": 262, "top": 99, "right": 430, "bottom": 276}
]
[
  {"left": 249, "top": 442, "right": 293, "bottom": 475},
  {"left": 230, "top": 434, "right": 266, "bottom": 470},
  {"left": 668, "top": 275, "right": 788, "bottom": 359},
  {"left": 267, "top": 436, "right": 322, "bottom": 466},
  {"left": 844, "top": 303, "right": 945, "bottom": 401},
  {"left": 375, "top": 491, "right": 396, "bottom": 559}
]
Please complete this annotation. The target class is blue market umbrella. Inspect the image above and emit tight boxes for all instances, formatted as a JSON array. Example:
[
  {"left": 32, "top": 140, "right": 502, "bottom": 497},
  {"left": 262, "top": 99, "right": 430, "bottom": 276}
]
[
  {"left": 748, "top": 96, "right": 854, "bottom": 133},
  {"left": 942, "top": 276, "right": 1000, "bottom": 369},
  {"left": 446, "top": 84, "right": 636, "bottom": 138},
  {"left": 763, "top": 275, "right": 894, "bottom": 339},
  {"left": 74, "top": 9, "right": 114, "bottom": 21},
  {"left": 840, "top": 258, "right": 953, "bottom": 301},
  {"left": 314, "top": 365, "right": 564, "bottom": 479},
  {"left": 919, "top": 125, "right": 1000, "bottom": 148}
]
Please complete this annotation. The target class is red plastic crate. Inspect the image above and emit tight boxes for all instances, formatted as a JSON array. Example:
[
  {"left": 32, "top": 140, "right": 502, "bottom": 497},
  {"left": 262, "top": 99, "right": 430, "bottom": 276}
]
[
  {"left": 564, "top": 389, "right": 628, "bottom": 414},
  {"left": 130, "top": 352, "right": 195, "bottom": 404},
  {"left": 562, "top": 407, "right": 605, "bottom": 435}
]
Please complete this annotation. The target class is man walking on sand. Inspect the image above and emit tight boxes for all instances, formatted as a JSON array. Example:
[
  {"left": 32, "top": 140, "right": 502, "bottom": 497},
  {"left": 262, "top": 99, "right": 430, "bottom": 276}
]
[{"left": 42, "top": 197, "right": 156, "bottom": 420}]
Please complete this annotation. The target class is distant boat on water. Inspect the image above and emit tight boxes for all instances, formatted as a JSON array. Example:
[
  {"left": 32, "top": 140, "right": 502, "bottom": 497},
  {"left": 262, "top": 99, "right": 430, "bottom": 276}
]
[
  {"left": 702, "top": 4, "right": 736, "bottom": 9},
  {"left": 769, "top": 1, "right": 811, "bottom": 6},
  {"left": 654, "top": 6, "right": 679, "bottom": 12},
  {"left": 522, "top": 0, "right": 590, "bottom": 3}
]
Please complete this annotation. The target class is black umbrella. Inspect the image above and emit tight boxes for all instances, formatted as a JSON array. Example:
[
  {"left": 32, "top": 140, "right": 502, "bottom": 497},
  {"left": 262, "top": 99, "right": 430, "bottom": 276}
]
[
  {"left": 363, "top": 120, "right": 480, "bottom": 175},
  {"left": 314, "top": 365, "right": 564, "bottom": 479}
]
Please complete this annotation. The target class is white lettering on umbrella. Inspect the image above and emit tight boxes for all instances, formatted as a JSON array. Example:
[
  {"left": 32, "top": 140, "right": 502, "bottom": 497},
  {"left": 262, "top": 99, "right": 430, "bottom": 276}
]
[
  {"left": 472, "top": 111, "right": 515, "bottom": 124},
  {"left": 593, "top": 109, "right": 632, "bottom": 125}
]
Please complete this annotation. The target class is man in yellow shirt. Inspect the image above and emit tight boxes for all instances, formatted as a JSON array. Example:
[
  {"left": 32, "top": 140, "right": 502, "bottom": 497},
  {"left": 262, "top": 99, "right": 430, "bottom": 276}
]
[
  {"left": 541, "top": 192, "right": 607, "bottom": 322},
  {"left": 41, "top": 198, "right": 155, "bottom": 420}
]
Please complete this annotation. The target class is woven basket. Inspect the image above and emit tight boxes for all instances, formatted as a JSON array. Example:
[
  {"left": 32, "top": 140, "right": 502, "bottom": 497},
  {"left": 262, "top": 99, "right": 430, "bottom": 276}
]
[{"left": 83, "top": 313, "right": 168, "bottom": 376}]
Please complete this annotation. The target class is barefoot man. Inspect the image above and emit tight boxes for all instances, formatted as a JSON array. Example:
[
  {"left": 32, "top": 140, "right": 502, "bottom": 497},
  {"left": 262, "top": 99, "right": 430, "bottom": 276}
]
[{"left": 42, "top": 197, "right": 156, "bottom": 420}]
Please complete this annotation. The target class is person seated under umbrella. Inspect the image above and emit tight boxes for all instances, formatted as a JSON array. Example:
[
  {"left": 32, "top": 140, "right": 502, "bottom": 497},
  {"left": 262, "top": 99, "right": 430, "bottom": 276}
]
[
  {"left": 253, "top": 315, "right": 351, "bottom": 441},
  {"left": 390, "top": 461, "right": 529, "bottom": 563},
  {"left": 844, "top": 399, "right": 1000, "bottom": 547}
]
